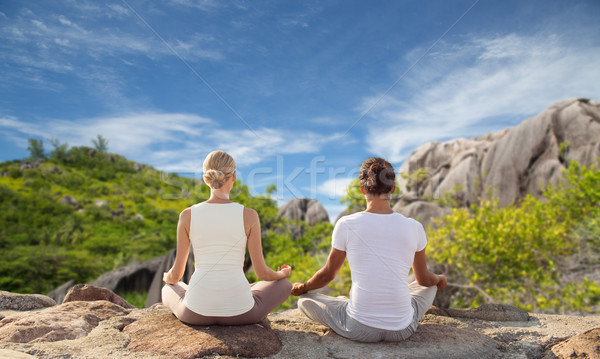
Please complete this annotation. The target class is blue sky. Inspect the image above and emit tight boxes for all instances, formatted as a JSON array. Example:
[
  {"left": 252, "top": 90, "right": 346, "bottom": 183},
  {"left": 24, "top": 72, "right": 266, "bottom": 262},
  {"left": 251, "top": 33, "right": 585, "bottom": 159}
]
[{"left": 1, "top": 0, "right": 599, "bottom": 220}]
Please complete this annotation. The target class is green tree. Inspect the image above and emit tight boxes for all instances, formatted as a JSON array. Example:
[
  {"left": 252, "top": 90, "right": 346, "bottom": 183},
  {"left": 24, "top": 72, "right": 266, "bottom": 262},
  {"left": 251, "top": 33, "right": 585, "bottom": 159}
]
[
  {"left": 27, "top": 138, "right": 45, "bottom": 160},
  {"left": 92, "top": 135, "right": 109, "bottom": 152},
  {"left": 48, "top": 137, "right": 69, "bottom": 161}
]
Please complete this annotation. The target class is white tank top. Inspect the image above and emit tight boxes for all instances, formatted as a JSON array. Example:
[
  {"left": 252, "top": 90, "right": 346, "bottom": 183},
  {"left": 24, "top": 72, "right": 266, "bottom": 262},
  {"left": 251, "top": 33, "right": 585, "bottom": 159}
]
[{"left": 183, "top": 202, "right": 255, "bottom": 316}]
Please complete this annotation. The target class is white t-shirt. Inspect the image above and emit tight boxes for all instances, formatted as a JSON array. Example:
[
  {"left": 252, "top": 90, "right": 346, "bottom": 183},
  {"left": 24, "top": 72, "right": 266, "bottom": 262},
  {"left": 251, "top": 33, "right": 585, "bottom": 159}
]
[
  {"left": 332, "top": 211, "right": 427, "bottom": 330},
  {"left": 183, "top": 202, "right": 255, "bottom": 316}
]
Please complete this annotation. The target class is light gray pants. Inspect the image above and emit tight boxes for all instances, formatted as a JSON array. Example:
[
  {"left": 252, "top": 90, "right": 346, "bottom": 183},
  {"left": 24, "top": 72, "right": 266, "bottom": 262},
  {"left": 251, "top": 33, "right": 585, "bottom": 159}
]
[
  {"left": 162, "top": 279, "right": 292, "bottom": 326},
  {"left": 298, "top": 281, "right": 437, "bottom": 342}
]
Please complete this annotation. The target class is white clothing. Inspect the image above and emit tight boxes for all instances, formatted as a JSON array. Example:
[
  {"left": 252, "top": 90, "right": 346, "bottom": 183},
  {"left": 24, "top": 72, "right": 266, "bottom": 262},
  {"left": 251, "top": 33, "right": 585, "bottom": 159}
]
[
  {"left": 332, "top": 211, "right": 427, "bottom": 330},
  {"left": 183, "top": 202, "right": 254, "bottom": 316}
]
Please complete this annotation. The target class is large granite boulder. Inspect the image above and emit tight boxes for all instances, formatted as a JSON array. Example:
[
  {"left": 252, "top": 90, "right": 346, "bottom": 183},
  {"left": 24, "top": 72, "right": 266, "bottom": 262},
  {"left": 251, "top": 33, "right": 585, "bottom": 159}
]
[
  {"left": 90, "top": 255, "right": 163, "bottom": 294},
  {"left": 63, "top": 284, "right": 136, "bottom": 309},
  {"left": 0, "top": 291, "right": 56, "bottom": 311},
  {"left": 550, "top": 327, "right": 600, "bottom": 359},
  {"left": 395, "top": 98, "right": 600, "bottom": 223},
  {"left": 393, "top": 200, "right": 452, "bottom": 228},
  {"left": 279, "top": 198, "right": 330, "bottom": 224},
  {"left": 0, "top": 301, "right": 131, "bottom": 343},
  {"left": 145, "top": 248, "right": 195, "bottom": 307},
  {"left": 124, "top": 313, "right": 282, "bottom": 358},
  {"left": 48, "top": 248, "right": 195, "bottom": 308},
  {"left": 1, "top": 295, "right": 600, "bottom": 359},
  {"left": 428, "top": 303, "right": 529, "bottom": 322}
]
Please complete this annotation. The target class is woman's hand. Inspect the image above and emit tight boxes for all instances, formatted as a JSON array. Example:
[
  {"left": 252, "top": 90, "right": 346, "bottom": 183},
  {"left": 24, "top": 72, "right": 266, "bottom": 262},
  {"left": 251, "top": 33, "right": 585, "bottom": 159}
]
[
  {"left": 163, "top": 271, "right": 176, "bottom": 285},
  {"left": 291, "top": 282, "right": 307, "bottom": 296},
  {"left": 277, "top": 264, "right": 292, "bottom": 278}
]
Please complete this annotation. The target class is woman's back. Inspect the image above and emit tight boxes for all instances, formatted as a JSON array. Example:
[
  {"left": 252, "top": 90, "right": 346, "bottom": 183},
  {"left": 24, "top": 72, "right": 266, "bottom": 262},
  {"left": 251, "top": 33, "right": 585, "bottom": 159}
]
[{"left": 183, "top": 202, "right": 254, "bottom": 316}]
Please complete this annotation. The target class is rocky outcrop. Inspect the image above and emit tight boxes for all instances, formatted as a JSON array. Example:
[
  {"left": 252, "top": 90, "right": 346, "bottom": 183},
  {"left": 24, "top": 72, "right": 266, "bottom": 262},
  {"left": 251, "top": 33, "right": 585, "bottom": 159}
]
[
  {"left": 393, "top": 200, "right": 452, "bottom": 228},
  {"left": 427, "top": 303, "right": 529, "bottom": 322},
  {"left": 550, "top": 327, "right": 600, "bottom": 358},
  {"left": 279, "top": 198, "right": 329, "bottom": 224},
  {"left": 0, "top": 301, "right": 131, "bottom": 343},
  {"left": 63, "top": 284, "right": 136, "bottom": 309},
  {"left": 48, "top": 248, "right": 196, "bottom": 308},
  {"left": 124, "top": 314, "right": 281, "bottom": 358},
  {"left": 1, "top": 288, "right": 598, "bottom": 359},
  {"left": 0, "top": 291, "right": 56, "bottom": 311},
  {"left": 146, "top": 248, "right": 195, "bottom": 307},
  {"left": 90, "top": 256, "right": 163, "bottom": 295},
  {"left": 396, "top": 98, "right": 600, "bottom": 223}
]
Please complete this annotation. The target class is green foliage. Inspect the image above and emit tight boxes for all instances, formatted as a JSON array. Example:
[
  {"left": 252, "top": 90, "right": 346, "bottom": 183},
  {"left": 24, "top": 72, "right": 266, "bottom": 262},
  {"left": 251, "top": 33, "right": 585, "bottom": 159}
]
[
  {"left": 0, "top": 146, "right": 338, "bottom": 312},
  {"left": 27, "top": 138, "right": 45, "bottom": 159},
  {"left": 0, "top": 146, "right": 212, "bottom": 294},
  {"left": 340, "top": 178, "right": 365, "bottom": 210},
  {"left": 48, "top": 137, "right": 69, "bottom": 161},
  {"left": 121, "top": 291, "right": 149, "bottom": 309},
  {"left": 427, "top": 162, "right": 600, "bottom": 313}
]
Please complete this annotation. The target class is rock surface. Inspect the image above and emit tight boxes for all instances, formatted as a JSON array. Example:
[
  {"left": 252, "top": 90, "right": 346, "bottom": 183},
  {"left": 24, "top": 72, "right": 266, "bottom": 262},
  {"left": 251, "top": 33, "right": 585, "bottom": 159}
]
[
  {"left": 550, "top": 327, "right": 600, "bottom": 359},
  {"left": 63, "top": 284, "right": 136, "bottom": 309},
  {"left": 0, "top": 300, "right": 130, "bottom": 343},
  {"left": 124, "top": 313, "right": 281, "bottom": 358},
  {"left": 0, "top": 291, "right": 56, "bottom": 311},
  {"left": 2, "top": 287, "right": 598, "bottom": 359},
  {"left": 396, "top": 98, "right": 600, "bottom": 223},
  {"left": 279, "top": 198, "right": 330, "bottom": 225},
  {"left": 428, "top": 303, "right": 529, "bottom": 322}
]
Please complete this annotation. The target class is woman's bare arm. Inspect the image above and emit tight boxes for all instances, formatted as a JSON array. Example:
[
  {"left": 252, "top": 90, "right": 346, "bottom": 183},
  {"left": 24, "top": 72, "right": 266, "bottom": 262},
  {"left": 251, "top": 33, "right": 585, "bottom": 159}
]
[
  {"left": 291, "top": 247, "right": 346, "bottom": 296},
  {"left": 163, "top": 207, "right": 191, "bottom": 284},
  {"left": 245, "top": 207, "right": 291, "bottom": 281},
  {"left": 412, "top": 249, "right": 447, "bottom": 289}
]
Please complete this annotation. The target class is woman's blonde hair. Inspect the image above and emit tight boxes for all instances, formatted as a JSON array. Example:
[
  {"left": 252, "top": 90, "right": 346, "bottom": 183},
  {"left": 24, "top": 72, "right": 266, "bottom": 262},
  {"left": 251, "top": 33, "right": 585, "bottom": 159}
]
[{"left": 202, "top": 150, "right": 236, "bottom": 189}]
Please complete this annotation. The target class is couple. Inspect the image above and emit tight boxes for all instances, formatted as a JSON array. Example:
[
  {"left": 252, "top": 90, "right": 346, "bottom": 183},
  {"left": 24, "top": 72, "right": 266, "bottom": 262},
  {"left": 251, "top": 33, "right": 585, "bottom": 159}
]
[{"left": 162, "top": 150, "right": 447, "bottom": 342}]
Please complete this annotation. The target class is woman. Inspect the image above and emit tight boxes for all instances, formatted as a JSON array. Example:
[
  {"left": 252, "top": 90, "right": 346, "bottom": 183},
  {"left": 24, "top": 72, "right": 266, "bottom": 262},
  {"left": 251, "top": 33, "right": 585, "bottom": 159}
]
[
  {"left": 291, "top": 157, "right": 447, "bottom": 342},
  {"left": 162, "top": 150, "right": 292, "bottom": 325}
]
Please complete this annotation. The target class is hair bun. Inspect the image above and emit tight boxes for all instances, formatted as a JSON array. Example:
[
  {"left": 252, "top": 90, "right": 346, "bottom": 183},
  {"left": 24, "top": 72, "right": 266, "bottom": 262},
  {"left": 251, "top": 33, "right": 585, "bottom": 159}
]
[{"left": 369, "top": 162, "right": 382, "bottom": 172}]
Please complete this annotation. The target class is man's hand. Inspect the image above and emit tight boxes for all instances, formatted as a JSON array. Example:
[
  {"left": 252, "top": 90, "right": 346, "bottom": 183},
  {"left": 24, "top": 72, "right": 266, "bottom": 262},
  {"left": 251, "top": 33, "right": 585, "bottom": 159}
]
[
  {"left": 291, "top": 282, "right": 307, "bottom": 296},
  {"left": 437, "top": 274, "right": 448, "bottom": 290}
]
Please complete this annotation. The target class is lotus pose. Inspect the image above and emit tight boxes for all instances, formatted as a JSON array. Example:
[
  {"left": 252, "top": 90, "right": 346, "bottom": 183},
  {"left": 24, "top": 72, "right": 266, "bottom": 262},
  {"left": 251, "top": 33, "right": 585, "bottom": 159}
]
[
  {"left": 291, "top": 157, "right": 447, "bottom": 342},
  {"left": 162, "top": 150, "right": 292, "bottom": 325}
]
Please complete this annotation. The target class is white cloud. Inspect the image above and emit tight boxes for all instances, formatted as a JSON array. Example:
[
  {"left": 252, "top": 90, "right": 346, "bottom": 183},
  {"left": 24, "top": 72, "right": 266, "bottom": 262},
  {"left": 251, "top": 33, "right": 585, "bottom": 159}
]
[
  {"left": 168, "top": 0, "right": 220, "bottom": 11},
  {"left": 0, "top": 113, "right": 341, "bottom": 173},
  {"left": 317, "top": 177, "right": 355, "bottom": 199},
  {"left": 364, "top": 32, "right": 600, "bottom": 162}
]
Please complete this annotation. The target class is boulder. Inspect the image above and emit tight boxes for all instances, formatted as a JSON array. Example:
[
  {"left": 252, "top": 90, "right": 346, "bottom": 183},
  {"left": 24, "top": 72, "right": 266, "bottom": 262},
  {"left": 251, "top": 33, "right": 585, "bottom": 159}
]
[
  {"left": 393, "top": 200, "right": 451, "bottom": 228},
  {"left": 0, "top": 300, "right": 130, "bottom": 343},
  {"left": 46, "top": 280, "right": 75, "bottom": 304},
  {"left": 0, "top": 349, "right": 36, "bottom": 359},
  {"left": 124, "top": 313, "right": 282, "bottom": 358},
  {"left": 320, "top": 323, "right": 502, "bottom": 359},
  {"left": 63, "top": 284, "right": 136, "bottom": 309},
  {"left": 59, "top": 195, "right": 78, "bottom": 207},
  {"left": 90, "top": 255, "right": 164, "bottom": 295},
  {"left": 550, "top": 327, "right": 600, "bottom": 359},
  {"left": 0, "top": 291, "right": 56, "bottom": 311},
  {"left": 427, "top": 303, "right": 529, "bottom": 322},
  {"left": 395, "top": 98, "right": 600, "bottom": 219},
  {"left": 146, "top": 248, "right": 195, "bottom": 307},
  {"left": 1, "top": 303, "right": 600, "bottom": 358},
  {"left": 279, "top": 198, "right": 329, "bottom": 225}
]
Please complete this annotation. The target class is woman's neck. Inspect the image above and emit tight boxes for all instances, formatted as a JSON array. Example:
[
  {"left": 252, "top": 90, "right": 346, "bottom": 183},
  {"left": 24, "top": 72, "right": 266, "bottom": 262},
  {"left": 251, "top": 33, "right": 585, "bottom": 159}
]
[
  {"left": 364, "top": 194, "right": 393, "bottom": 214},
  {"left": 206, "top": 189, "right": 232, "bottom": 203}
]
